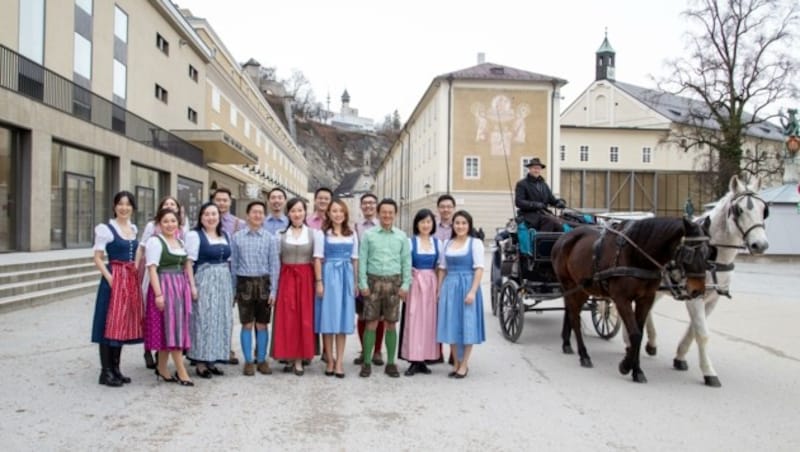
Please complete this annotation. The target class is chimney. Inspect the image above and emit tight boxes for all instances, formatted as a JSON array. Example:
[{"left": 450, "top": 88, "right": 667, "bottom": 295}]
[{"left": 477, "top": 52, "right": 485, "bottom": 64}]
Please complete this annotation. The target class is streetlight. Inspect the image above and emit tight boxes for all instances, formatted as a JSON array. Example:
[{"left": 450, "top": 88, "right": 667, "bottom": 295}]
[{"left": 424, "top": 183, "right": 431, "bottom": 197}]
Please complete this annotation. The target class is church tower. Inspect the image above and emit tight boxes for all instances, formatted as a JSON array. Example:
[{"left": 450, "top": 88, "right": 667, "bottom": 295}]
[{"left": 595, "top": 30, "right": 616, "bottom": 81}]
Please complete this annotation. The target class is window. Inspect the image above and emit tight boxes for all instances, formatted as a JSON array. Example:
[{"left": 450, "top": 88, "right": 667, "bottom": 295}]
[
  {"left": 155, "top": 84, "right": 168, "bottom": 103},
  {"left": 560, "top": 145, "right": 566, "bottom": 161},
  {"left": 211, "top": 86, "right": 220, "bottom": 112},
  {"left": 76, "top": 0, "right": 92, "bottom": 14},
  {"left": 188, "top": 64, "right": 198, "bottom": 82},
  {"left": 156, "top": 33, "right": 169, "bottom": 55},
  {"left": 244, "top": 120, "right": 251, "bottom": 138},
  {"left": 609, "top": 146, "right": 619, "bottom": 163},
  {"left": 579, "top": 145, "right": 589, "bottom": 162},
  {"left": 464, "top": 156, "right": 480, "bottom": 179},
  {"left": 73, "top": 33, "right": 92, "bottom": 79},
  {"left": 113, "top": 59, "right": 127, "bottom": 100},
  {"left": 642, "top": 147, "right": 652, "bottom": 163},
  {"left": 187, "top": 107, "right": 197, "bottom": 124},
  {"left": 521, "top": 157, "right": 533, "bottom": 178},
  {"left": 19, "top": 0, "right": 45, "bottom": 64},
  {"left": 114, "top": 6, "right": 128, "bottom": 42},
  {"left": 230, "top": 106, "right": 238, "bottom": 126}
]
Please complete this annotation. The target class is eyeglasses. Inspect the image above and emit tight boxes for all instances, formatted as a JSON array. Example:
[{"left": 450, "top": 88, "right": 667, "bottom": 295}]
[{"left": 361, "top": 201, "right": 376, "bottom": 205}]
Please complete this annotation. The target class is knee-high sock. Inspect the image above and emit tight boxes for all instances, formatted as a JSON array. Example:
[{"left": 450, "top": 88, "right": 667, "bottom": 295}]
[
  {"left": 374, "top": 321, "right": 385, "bottom": 355},
  {"left": 357, "top": 319, "right": 366, "bottom": 348},
  {"left": 256, "top": 329, "right": 268, "bottom": 363},
  {"left": 362, "top": 330, "right": 376, "bottom": 365},
  {"left": 385, "top": 329, "right": 397, "bottom": 365},
  {"left": 240, "top": 329, "right": 253, "bottom": 363}
]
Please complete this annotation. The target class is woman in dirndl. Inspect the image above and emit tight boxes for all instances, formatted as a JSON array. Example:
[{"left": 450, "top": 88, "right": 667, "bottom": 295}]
[
  {"left": 399, "top": 209, "right": 441, "bottom": 376},
  {"left": 144, "top": 208, "right": 197, "bottom": 386},
  {"left": 436, "top": 210, "right": 486, "bottom": 379},
  {"left": 136, "top": 196, "right": 189, "bottom": 369},
  {"left": 185, "top": 202, "right": 232, "bottom": 378},
  {"left": 91, "top": 191, "right": 144, "bottom": 387},
  {"left": 272, "top": 198, "right": 317, "bottom": 376}
]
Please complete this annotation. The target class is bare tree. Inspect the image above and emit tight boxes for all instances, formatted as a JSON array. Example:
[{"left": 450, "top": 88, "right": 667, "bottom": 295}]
[
  {"left": 660, "top": 0, "right": 799, "bottom": 196},
  {"left": 281, "top": 69, "right": 317, "bottom": 117}
]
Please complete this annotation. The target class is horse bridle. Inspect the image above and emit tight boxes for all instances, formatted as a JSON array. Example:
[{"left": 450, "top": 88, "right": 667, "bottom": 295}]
[
  {"left": 664, "top": 235, "right": 712, "bottom": 300},
  {"left": 712, "top": 191, "right": 769, "bottom": 251}
]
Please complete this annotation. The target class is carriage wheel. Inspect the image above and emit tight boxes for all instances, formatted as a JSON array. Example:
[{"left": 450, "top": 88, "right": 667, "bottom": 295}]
[
  {"left": 590, "top": 298, "right": 621, "bottom": 339},
  {"left": 499, "top": 280, "right": 524, "bottom": 342},
  {"left": 490, "top": 255, "right": 501, "bottom": 316}
]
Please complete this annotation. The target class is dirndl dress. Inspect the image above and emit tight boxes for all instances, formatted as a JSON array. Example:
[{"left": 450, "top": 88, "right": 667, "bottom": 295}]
[
  {"left": 436, "top": 237, "right": 486, "bottom": 345},
  {"left": 187, "top": 231, "right": 232, "bottom": 362},
  {"left": 144, "top": 236, "right": 192, "bottom": 351}
]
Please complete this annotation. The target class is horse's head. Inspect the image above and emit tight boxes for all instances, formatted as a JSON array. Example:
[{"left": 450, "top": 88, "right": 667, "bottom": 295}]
[
  {"left": 666, "top": 217, "right": 711, "bottom": 300},
  {"left": 725, "top": 175, "right": 769, "bottom": 254}
]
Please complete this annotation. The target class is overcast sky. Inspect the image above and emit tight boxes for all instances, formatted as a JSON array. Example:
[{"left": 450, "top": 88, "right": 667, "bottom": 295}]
[{"left": 177, "top": 0, "right": 777, "bottom": 123}]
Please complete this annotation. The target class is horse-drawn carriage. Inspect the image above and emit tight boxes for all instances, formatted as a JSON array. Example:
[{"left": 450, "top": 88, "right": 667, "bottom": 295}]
[{"left": 490, "top": 211, "right": 622, "bottom": 343}]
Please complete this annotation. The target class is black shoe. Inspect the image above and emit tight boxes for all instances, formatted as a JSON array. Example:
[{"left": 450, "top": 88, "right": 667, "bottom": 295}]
[
  {"left": 154, "top": 369, "right": 176, "bottom": 383},
  {"left": 282, "top": 365, "right": 294, "bottom": 373},
  {"left": 417, "top": 363, "right": 432, "bottom": 374},
  {"left": 404, "top": 364, "right": 417, "bottom": 377},
  {"left": 353, "top": 355, "right": 364, "bottom": 365},
  {"left": 208, "top": 365, "right": 224, "bottom": 376},
  {"left": 144, "top": 351, "right": 156, "bottom": 369},
  {"left": 324, "top": 370, "right": 335, "bottom": 377},
  {"left": 175, "top": 373, "right": 195, "bottom": 386},
  {"left": 384, "top": 364, "right": 400, "bottom": 378},
  {"left": 335, "top": 372, "right": 345, "bottom": 379},
  {"left": 359, "top": 363, "right": 372, "bottom": 378},
  {"left": 99, "top": 368, "right": 123, "bottom": 387},
  {"left": 196, "top": 367, "right": 212, "bottom": 379},
  {"left": 372, "top": 354, "right": 385, "bottom": 366}
]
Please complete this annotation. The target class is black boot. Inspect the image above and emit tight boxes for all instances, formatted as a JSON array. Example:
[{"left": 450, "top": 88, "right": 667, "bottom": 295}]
[
  {"left": 98, "top": 345, "right": 123, "bottom": 387},
  {"left": 110, "top": 346, "right": 131, "bottom": 384},
  {"left": 144, "top": 350, "right": 156, "bottom": 369}
]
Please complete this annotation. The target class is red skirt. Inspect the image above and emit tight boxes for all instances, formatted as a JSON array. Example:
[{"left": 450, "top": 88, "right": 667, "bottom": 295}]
[
  {"left": 104, "top": 261, "right": 144, "bottom": 341},
  {"left": 272, "top": 263, "right": 316, "bottom": 359}
]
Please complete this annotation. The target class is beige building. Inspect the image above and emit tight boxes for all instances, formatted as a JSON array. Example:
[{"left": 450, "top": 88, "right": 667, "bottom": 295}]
[
  {"left": 0, "top": 0, "right": 212, "bottom": 251},
  {"left": 560, "top": 35, "right": 784, "bottom": 216},
  {"left": 374, "top": 59, "right": 566, "bottom": 235},
  {"left": 0, "top": 1, "right": 309, "bottom": 253},
  {"left": 180, "top": 11, "right": 308, "bottom": 209}
]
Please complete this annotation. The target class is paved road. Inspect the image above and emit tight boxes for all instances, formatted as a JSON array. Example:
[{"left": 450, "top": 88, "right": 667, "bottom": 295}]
[{"left": 1, "top": 261, "right": 798, "bottom": 451}]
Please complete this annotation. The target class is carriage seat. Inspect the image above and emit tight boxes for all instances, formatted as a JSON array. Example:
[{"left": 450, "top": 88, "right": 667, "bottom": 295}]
[{"left": 517, "top": 221, "right": 563, "bottom": 260}]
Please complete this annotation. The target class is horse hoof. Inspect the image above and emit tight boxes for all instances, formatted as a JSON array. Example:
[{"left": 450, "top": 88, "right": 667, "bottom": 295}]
[
  {"left": 580, "top": 358, "right": 593, "bottom": 368},
  {"left": 704, "top": 376, "right": 722, "bottom": 387},
  {"left": 645, "top": 344, "right": 657, "bottom": 356},
  {"left": 618, "top": 360, "right": 631, "bottom": 375},
  {"left": 673, "top": 359, "right": 689, "bottom": 371},
  {"left": 562, "top": 344, "right": 574, "bottom": 355},
  {"left": 632, "top": 372, "right": 648, "bottom": 384}
]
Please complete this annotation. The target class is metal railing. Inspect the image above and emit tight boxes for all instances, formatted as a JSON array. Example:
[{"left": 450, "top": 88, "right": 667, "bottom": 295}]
[{"left": 0, "top": 45, "right": 203, "bottom": 166}]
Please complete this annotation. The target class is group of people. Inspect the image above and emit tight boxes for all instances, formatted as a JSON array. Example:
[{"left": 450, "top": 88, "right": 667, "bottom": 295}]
[{"left": 91, "top": 186, "right": 487, "bottom": 387}]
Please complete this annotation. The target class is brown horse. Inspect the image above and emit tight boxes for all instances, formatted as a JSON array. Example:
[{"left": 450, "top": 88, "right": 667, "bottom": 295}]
[{"left": 551, "top": 217, "right": 710, "bottom": 383}]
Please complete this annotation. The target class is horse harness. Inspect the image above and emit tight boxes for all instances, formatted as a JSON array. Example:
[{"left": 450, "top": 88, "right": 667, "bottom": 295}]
[
  {"left": 588, "top": 222, "right": 710, "bottom": 301},
  {"left": 703, "top": 191, "right": 769, "bottom": 298}
]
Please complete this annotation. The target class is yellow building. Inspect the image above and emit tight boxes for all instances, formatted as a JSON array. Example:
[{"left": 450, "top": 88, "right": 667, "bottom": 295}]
[{"left": 375, "top": 59, "right": 566, "bottom": 234}]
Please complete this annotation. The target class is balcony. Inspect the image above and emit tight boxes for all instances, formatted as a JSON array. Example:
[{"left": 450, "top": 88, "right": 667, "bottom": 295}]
[
  {"left": 172, "top": 129, "right": 258, "bottom": 165},
  {"left": 0, "top": 45, "right": 203, "bottom": 166}
]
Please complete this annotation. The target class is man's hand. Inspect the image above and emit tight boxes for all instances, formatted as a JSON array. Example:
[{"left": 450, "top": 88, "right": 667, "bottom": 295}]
[
  {"left": 361, "top": 288, "right": 371, "bottom": 298},
  {"left": 398, "top": 288, "right": 408, "bottom": 300},
  {"left": 532, "top": 201, "right": 545, "bottom": 210},
  {"left": 555, "top": 199, "right": 566, "bottom": 209}
]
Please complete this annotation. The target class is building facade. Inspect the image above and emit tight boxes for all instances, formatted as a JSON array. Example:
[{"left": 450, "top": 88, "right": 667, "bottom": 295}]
[
  {"left": 0, "top": 0, "right": 212, "bottom": 251},
  {"left": 560, "top": 35, "right": 784, "bottom": 216},
  {"left": 375, "top": 60, "right": 565, "bottom": 235}
]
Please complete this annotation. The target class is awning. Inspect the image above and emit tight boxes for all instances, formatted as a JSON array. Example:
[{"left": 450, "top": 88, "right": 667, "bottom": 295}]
[{"left": 172, "top": 129, "right": 258, "bottom": 165}]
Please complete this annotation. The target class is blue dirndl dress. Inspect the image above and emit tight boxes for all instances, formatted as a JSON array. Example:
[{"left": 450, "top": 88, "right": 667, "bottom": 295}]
[
  {"left": 436, "top": 237, "right": 486, "bottom": 345},
  {"left": 315, "top": 236, "right": 355, "bottom": 334}
]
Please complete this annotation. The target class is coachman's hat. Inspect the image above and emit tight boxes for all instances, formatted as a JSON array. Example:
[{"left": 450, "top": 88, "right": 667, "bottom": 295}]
[{"left": 525, "top": 157, "right": 546, "bottom": 169}]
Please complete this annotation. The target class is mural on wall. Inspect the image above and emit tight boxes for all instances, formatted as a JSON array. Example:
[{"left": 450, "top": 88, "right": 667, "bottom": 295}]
[{"left": 471, "top": 94, "right": 530, "bottom": 156}]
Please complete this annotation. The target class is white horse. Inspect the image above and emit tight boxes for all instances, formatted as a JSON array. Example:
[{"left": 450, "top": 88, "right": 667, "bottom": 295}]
[{"left": 625, "top": 175, "right": 770, "bottom": 387}]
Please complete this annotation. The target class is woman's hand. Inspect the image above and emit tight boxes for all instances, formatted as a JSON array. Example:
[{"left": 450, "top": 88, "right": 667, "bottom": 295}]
[
  {"left": 464, "top": 290, "right": 475, "bottom": 305},
  {"left": 155, "top": 294, "right": 165, "bottom": 312},
  {"left": 268, "top": 296, "right": 276, "bottom": 306},
  {"left": 105, "top": 275, "right": 113, "bottom": 285},
  {"left": 316, "top": 281, "right": 324, "bottom": 298},
  {"left": 190, "top": 286, "right": 198, "bottom": 301}
]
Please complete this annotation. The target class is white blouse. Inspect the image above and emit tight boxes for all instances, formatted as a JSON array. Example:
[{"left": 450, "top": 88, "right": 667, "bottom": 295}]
[
  {"left": 93, "top": 220, "right": 138, "bottom": 251},
  {"left": 438, "top": 238, "right": 485, "bottom": 270},
  {"left": 184, "top": 230, "right": 229, "bottom": 261},
  {"left": 312, "top": 230, "right": 359, "bottom": 259},
  {"left": 283, "top": 225, "right": 312, "bottom": 245},
  {"left": 409, "top": 236, "right": 438, "bottom": 255},
  {"left": 145, "top": 235, "right": 188, "bottom": 267}
]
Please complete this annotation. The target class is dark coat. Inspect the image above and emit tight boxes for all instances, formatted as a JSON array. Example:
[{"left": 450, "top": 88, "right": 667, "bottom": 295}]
[{"left": 514, "top": 174, "right": 560, "bottom": 230}]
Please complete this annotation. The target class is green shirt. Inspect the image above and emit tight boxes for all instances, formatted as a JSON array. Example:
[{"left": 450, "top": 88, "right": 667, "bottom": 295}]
[{"left": 358, "top": 226, "right": 411, "bottom": 290}]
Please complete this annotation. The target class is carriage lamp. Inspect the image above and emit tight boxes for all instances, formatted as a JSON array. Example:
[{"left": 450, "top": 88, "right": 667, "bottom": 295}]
[
  {"left": 424, "top": 183, "right": 431, "bottom": 196},
  {"left": 787, "top": 136, "right": 800, "bottom": 154}
]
